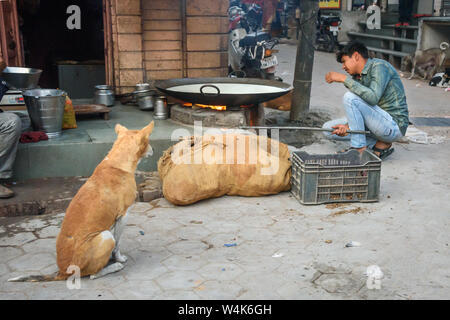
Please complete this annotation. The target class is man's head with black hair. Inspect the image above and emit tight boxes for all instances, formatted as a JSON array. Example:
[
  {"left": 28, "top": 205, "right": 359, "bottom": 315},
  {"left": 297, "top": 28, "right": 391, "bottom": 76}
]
[
  {"left": 336, "top": 41, "right": 369, "bottom": 76},
  {"left": 336, "top": 41, "right": 369, "bottom": 63}
]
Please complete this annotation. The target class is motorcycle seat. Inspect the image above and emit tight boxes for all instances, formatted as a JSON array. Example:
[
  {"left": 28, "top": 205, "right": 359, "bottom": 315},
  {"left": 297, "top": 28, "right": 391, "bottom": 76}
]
[{"left": 239, "top": 31, "right": 271, "bottom": 47}]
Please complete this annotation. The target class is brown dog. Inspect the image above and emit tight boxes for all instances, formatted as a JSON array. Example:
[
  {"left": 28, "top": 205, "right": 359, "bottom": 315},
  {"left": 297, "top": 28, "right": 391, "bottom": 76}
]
[{"left": 8, "top": 121, "right": 155, "bottom": 282}]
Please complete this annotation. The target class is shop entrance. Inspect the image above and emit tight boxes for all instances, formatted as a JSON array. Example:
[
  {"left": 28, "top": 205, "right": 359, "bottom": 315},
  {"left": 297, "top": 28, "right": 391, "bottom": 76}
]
[{"left": 16, "top": 0, "right": 108, "bottom": 99}]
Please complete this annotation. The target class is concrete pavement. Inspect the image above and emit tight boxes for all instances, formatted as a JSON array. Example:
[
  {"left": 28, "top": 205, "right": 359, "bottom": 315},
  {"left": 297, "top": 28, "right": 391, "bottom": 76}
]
[{"left": 0, "top": 47, "right": 449, "bottom": 299}]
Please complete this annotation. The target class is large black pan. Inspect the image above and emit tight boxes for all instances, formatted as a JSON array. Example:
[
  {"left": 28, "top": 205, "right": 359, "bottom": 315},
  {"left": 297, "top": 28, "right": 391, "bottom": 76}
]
[{"left": 155, "top": 77, "right": 293, "bottom": 106}]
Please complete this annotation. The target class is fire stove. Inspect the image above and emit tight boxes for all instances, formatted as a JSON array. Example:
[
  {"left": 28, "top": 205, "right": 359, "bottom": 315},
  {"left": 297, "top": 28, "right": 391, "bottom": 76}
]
[
  {"left": 155, "top": 77, "right": 292, "bottom": 128},
  {"left": 170, "top": 103, "right": 265, "bottom": 128}
]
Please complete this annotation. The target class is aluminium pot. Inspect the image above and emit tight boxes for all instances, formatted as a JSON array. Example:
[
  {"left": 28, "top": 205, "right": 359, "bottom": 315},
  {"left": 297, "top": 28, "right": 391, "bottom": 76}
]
[
  {"left": 154, "top": 96, "right": 168, "bottom": 119},
  {"left": 94, "top": 85, "right": 115, "bottom": 107}
]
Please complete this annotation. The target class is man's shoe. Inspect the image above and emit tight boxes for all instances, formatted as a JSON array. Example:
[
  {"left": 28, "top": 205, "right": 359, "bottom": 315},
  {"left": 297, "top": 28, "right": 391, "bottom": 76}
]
[{"left": 0, "top": 184, "right": 15, "bottom": 199}]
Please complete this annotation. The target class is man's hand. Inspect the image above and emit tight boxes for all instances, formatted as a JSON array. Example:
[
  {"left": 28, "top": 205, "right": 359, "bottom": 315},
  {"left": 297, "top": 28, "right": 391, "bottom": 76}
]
[
  {"left": 332, "top": 124, "right": 350, "bottom": 136},
  {"left": 325, "top": 72, "right": 347, "bottom": 84}
]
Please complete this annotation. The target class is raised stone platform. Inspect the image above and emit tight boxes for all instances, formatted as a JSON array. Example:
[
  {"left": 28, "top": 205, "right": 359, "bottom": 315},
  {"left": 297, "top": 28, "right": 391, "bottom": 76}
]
[
  {"left": 12, "top": 103, "right": 194, "bottom": 181},
  {"left": 170, "top": 104, "right": 265, "bottom": 127}
]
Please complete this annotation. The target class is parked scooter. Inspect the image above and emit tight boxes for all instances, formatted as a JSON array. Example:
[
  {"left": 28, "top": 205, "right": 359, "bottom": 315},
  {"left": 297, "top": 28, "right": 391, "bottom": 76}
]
[
  {"left": 228, "top": 3, "right": 281, "bottom": 80},
  {"left": 315, "top": 12, "right": 342, "bottom": 52}
]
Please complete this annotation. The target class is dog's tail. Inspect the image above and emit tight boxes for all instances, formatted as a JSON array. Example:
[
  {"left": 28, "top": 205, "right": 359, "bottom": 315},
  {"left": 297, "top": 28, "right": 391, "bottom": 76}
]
[
  {"left": 8, "top": 272, "right": 68, "bottom": 282},
  {"left": 440, "top": 42, "right": 449, "bottom": 51}
]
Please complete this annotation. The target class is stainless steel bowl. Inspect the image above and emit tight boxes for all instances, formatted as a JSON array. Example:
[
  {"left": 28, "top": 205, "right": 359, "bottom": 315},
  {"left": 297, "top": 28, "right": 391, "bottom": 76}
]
[{"left": 1, "top": 67, "right": 42, "bottom": 89}]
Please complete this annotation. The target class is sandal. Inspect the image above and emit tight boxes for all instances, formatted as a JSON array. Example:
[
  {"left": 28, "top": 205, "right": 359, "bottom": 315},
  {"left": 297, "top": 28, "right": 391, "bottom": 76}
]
[{"left": 371, "top": 145, "right": 394, "bottom": 160}]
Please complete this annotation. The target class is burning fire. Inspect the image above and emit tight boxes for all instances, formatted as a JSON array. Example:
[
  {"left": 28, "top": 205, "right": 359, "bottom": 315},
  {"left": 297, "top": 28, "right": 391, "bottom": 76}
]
[{"left": 183, "top": 103, "right": 227, "bottom": 111}]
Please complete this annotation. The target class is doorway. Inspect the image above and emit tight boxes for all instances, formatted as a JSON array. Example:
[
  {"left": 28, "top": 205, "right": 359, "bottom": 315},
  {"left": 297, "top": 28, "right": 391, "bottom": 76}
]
[{"left": 16, "top": 0, "right": 107, "bottom": 99}]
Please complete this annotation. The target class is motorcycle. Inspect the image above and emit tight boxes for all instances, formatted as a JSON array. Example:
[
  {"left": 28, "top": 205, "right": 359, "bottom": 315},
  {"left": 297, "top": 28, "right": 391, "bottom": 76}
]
[
  {"left": 315, "top": 13, "right": 342, "bottom": 52},
  {"left": 228, "top": 3, "right": 281, "bottom": 80}
]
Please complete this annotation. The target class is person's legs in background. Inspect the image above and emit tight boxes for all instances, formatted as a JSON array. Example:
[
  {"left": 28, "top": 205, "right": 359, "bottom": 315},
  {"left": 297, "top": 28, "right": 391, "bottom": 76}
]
[
  {"left": 403, "top": 0, "right": 413, "bottom": 25},
  {"left": 397, "top": 0, "right": 407, "bottom": 26},
  {"left": 398, "top": 0, "right": 413, "bottom": 26},
  {"left": 0, "top": 112, "right": 22, "bottom": 198}
]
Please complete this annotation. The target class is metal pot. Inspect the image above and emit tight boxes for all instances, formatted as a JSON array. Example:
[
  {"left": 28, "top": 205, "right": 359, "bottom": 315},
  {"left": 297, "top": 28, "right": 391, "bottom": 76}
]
[
  {"left": 138, "top": 94, "right": 155, "bottom": 111},
  {"left": 22, "top": 89, "right": 67, "bottom": 138},
  {"left": 94, "top": 85, "right": 115, "bottom": 107},
  {"left": 154, "top": 96, "right": 168, "bottom": 119},
  {"left": 135, "top": 83, "right": 150, "bottom": 91},
  {"left": 134, "top": 88, "right": 152, "bottom": 99},
  {"left": 134, "top": 88, "right": 155, "bottom": 111}
]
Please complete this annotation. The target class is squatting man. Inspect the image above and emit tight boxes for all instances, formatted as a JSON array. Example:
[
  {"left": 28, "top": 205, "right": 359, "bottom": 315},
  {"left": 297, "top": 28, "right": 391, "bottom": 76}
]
[{"left": 323, "top": 41, "right": 409, "bottom": 160}]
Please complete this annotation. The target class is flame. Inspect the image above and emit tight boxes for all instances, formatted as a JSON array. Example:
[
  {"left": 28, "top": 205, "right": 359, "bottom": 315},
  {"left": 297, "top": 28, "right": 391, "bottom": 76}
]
[{"left": 183, "top": 103, "right": 227, "bottom": 111}]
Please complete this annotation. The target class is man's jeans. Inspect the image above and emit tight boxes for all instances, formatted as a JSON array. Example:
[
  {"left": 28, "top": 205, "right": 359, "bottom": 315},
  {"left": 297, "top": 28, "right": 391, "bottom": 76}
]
[
  {"left": 0, "top": 112, "right": 22, "bottom": 179},
  {"left": 322, "top": 92, "right": 403, "bottom": 149}
]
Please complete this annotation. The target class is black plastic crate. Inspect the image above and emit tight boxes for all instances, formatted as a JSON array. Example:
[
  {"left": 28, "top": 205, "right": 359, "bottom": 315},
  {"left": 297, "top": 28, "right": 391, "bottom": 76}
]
[{"left": 291, "top": 149, "right": 381, "bottom": 205}]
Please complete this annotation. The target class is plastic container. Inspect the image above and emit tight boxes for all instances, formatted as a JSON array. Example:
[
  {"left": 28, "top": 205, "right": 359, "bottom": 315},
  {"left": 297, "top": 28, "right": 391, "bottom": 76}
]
[{"left": 290, "top": 149, "right": 381, "bottom": 205}]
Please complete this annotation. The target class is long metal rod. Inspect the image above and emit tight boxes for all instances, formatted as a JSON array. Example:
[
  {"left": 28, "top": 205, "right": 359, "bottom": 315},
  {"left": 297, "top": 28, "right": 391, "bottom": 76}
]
[{"left": 239, "top": 126, "right": 370, "bottom": 135}]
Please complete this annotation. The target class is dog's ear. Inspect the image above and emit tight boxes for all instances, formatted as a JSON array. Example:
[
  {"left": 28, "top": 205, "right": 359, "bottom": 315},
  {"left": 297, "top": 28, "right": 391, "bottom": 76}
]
[
  {"left": 141, "top": 121, "right": 154, "bottom": 137},
  {"left": 115, "top": 124, "right": 128, "bottom": 135}
]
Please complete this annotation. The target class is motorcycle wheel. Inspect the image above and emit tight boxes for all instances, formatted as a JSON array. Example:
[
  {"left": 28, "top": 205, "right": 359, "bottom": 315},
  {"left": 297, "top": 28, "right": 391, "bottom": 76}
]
[{"left": 325, "top": 33, "right": 336, "bottom": 53}]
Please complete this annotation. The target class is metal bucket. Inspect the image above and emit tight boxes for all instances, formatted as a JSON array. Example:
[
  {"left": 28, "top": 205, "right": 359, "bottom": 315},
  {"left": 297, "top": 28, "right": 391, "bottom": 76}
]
[{"left": 23, "top": 89, "right": 67, "bottom": 138}]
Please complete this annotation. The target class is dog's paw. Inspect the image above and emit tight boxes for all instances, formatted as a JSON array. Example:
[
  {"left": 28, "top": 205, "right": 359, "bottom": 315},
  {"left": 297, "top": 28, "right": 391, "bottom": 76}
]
[{"left": 114, "top": 253, "right": 128, "bottom": 263}]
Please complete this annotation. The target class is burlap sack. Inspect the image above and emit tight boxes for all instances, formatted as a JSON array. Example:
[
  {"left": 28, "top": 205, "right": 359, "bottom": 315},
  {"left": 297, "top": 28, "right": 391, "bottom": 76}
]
[{"left": 158, "top": 133, "right": 291, "bottom": 205}]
